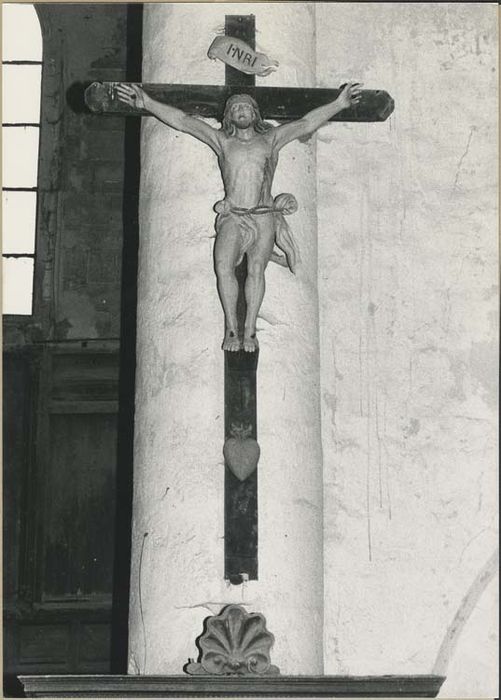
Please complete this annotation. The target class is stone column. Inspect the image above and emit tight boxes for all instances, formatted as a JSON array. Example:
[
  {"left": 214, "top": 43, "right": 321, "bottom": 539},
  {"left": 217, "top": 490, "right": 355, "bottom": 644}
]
[{"left": 128, "top": 2, "right": 323, "bottom": 675}]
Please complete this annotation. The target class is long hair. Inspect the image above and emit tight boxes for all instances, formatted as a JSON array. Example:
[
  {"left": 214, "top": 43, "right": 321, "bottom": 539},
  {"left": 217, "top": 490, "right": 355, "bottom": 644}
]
[{"left": 221, "top": 94, "right": 273, "bottom": 136}]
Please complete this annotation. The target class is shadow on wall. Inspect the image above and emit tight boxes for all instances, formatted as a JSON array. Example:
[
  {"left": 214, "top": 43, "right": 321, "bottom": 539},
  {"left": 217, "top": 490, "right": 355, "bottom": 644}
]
[{"left": 66, "top": 81, "right": 93, "bottom": 114}]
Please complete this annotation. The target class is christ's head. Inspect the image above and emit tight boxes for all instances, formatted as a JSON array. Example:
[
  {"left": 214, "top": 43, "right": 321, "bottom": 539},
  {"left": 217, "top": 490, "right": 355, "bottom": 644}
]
[{"left": 222, "top": 94, "right": 272, "bottom": 135}]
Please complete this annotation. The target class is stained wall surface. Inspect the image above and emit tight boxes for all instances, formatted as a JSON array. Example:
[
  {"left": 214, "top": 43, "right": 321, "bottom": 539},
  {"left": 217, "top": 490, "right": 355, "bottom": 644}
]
[
  {"left": 49, "top": 4, "right": 128, "bottom": 340},
  {"left": 316, "top": 4, "right": 498, "bottom": 696}
]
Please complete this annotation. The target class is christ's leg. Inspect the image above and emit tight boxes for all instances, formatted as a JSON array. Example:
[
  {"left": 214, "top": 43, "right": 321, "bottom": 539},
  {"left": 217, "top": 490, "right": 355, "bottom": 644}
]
[
  {"left": 243, "top": 216, "right": 275, "bottom": 352},
  {"left": 243, "top": 260, "right": 264, "bottom": 352},
  {"left": 214, "top": 215, "right": 241, "bottom": 351}
]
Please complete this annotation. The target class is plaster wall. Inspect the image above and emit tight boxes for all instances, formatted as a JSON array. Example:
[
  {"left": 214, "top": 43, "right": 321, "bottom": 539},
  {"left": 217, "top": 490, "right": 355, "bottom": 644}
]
[
  {"left": 129, "top": 2, "right": 324, "bottom": 675},
  {"left": 316, "top": 4, "right": 498, "bottom": 696}
]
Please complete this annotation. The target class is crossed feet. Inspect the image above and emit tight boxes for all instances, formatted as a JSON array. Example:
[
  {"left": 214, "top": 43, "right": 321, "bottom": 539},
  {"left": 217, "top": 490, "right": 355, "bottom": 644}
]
[{"left": 222, "top": 328, "right": 259, "bottom": 353}]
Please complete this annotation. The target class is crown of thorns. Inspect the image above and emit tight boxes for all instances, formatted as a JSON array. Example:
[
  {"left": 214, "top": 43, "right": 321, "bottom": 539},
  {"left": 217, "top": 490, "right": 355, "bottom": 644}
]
[{"left": 224, "top": 93, "right": 258, "bottom": 109}]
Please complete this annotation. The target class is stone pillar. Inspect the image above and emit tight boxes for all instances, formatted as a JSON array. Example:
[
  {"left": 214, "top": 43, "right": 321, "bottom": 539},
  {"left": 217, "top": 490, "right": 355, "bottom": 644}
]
[{"left": 128, "top": 2, "right": 323, "bottom": 675}]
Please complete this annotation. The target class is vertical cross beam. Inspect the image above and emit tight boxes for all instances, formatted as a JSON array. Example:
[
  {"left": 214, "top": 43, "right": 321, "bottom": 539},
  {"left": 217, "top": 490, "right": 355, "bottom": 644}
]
[{"left": 224, "top": 15, "right": 258, "bottom": 584}]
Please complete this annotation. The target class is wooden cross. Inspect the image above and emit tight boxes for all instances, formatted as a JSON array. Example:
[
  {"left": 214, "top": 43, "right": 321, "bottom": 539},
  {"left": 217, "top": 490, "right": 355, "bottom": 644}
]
[{"left": 85, "top": 15, "right": 394, "bottom": 585}]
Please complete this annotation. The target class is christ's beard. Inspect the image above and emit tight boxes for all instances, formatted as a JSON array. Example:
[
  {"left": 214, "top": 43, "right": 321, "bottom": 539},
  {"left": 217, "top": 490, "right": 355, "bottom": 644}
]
[{"left": 234, "top": 117, "right": 253, "bottom": 128}]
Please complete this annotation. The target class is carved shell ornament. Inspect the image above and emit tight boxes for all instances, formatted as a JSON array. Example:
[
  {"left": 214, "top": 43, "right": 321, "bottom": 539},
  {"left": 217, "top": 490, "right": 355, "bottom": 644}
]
[{"left": 185, "top": 604, "right": 280, "bottom": 676}]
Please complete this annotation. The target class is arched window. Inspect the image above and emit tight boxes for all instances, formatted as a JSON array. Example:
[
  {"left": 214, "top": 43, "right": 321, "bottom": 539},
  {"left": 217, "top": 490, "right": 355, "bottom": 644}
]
[{"left": 2, "top": 4, "right": 43, "bottom": 315}]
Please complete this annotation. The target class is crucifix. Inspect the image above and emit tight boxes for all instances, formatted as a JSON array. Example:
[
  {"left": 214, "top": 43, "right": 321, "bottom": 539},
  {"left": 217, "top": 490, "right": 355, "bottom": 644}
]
[{"left": 85, "top": 14, "right": 393, "bottom": 585}]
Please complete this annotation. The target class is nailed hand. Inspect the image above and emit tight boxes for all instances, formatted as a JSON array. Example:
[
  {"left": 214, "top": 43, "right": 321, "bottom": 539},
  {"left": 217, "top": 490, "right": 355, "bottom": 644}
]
[
  {"left": 115, "top": 83, "right": 146, "bottom": 110},
  {"left": 337, "top": 81, "right": 363, "bottom": 110}
]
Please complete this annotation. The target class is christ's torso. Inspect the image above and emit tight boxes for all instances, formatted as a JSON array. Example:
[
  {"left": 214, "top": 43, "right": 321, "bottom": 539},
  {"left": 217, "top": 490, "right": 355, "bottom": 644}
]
[{"left": 218, "top": 131, "right": 278, "bottom": 209}]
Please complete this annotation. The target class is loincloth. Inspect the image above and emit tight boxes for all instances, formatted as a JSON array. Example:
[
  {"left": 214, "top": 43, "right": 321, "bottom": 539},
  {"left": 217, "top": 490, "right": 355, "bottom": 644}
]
[{"left": 214, "top": 193, "right": 300, "bottom": 273}]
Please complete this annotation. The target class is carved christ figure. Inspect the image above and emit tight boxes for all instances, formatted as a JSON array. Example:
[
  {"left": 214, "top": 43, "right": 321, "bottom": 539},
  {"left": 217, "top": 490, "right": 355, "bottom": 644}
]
[{"left": 117, "top": 82, "right": 362, "bottom": 352}]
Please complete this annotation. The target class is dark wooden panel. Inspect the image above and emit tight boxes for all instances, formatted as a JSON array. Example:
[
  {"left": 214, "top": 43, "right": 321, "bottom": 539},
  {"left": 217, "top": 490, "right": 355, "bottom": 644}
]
[
  {"left": 79, "top": 624, "right": 111, "bottom": 662},
  {"left": 3, "top": 353, "right": 33, "bottom": 602},
  {"left": 85, "top": 83, "right": 395, "bottom": 122},
  {"left": 3, "top": 619, "right": 17, "bottom": 674},
  {"left": 51, "top": 353, "right": 119, "bottom": 402},
  {"left": 19, "top": 625, "right": 69, "bottom": 665},
  {"left": 49, "top": 400, "right": 118, "bottom": 414},
  {"left": 77, "top": 660, "right": 113, "bottom": 674},
  {"left": 7, "top": 617, "right": 113, "bottom": 676},
  {"left": 42, "top": 413, "right": 117, "bottom": 600},
  {"left": 4, "top": 347, "right": 118, "bottom": 677}
]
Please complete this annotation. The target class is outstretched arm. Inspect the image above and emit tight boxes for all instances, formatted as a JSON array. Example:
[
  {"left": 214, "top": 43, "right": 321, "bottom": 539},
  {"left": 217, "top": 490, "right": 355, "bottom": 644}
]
[
  {"left": 272, "top": 82, "right": 362, "bottom": 150},
  {"left": 116, "top": 84, "right": 222, "bottom": 155}
]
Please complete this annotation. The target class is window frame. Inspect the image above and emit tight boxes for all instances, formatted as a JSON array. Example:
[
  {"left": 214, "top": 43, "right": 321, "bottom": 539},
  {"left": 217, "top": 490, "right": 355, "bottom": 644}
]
[{"left": 2, "top": 8, "right": 43, "bottom": 318}]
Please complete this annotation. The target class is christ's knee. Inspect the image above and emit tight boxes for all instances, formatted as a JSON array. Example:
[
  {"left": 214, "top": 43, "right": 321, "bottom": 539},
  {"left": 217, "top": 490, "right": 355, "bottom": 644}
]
[{"left": 247, "top": 260, "right": 265, "bottom": 282}]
